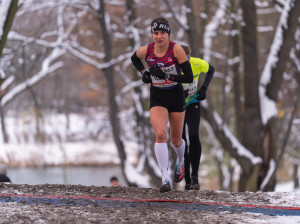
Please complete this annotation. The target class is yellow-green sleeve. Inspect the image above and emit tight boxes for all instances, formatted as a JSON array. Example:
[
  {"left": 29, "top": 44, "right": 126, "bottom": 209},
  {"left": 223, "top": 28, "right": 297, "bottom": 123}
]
[{"left": 190, "top": 57, "right": 209, "bottom": 74}]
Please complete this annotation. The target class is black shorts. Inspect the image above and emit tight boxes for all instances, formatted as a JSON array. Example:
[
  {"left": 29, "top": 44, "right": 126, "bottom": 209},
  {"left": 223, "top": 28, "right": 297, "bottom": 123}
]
[{"left": 150, "top": 84, "right": 186, "bottom": 112}]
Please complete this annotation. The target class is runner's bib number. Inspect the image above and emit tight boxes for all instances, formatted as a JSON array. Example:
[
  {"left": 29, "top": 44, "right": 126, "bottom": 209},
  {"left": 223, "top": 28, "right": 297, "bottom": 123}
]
[
  {"left": 182, "top": 79, "right": 198, "bottom": 96},
  {"left": 151, "top": 64, "right": 178, "bottom": 88}
]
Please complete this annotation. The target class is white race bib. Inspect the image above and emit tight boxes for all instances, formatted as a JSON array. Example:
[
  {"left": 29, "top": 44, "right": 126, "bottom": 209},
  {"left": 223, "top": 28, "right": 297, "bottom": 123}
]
[{"left": 151, "top": 64, "right": 178, "bottom": 88}]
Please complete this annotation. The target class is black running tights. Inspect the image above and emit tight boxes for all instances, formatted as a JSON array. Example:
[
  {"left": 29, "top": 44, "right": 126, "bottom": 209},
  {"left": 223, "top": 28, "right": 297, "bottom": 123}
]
[{"left": 182, "top": 102, "right": 202, "bottom": 184}]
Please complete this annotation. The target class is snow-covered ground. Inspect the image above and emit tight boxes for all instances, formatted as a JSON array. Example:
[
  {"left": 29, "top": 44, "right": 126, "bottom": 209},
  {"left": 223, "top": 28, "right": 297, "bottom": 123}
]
[
  {"left": 0, "top": 141, "right": 138, "bottom": 167},
  {"left": 0, "top": 110, "right": 139, "bottom": 167},
  {"left": 1, "top": 111, "right": 299, "bottom": 191}
]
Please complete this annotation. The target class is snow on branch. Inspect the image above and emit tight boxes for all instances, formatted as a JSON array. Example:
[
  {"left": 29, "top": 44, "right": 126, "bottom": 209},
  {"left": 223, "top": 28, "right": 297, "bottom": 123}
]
[
  {"left": 204, "top": 0, "right": 228, "bottom": 62},
  {"left": 8, "top": 31, "right": 59, "bottom": 48},
  {"left": 259, "top": 0, "right": 293, "bottom": 125},
  {"left": 291, "top": 27, "right": 300, "bottom": 71},
  {"left": 69, "top": 41, "right": 105, "bottom": 59},
  {"left": 124, "top": 159, "right": 150, "bottom": 187},
  {"left": 291, "top": 48, "right": 300, "bottom": 71},
  {"left": 17, "top": 0, "right": 93, "bottom": 17},
  {"left": 259, "top": 159, "right": 275, "bottom": 191},
  {"left": 8, "top": 31, "right": 106, "bottom": 61},
  {"left": 202, "top": 101, "right": 262, "bottom": 165},
  {"left": 0, "top": 0, "right": 12, "bottom": 40},
  {"left": 126, "top": 22, "right": 142, "bottom": 50},
  {"left": 0, "top": 72, "right": 14, "bottom": 90},
  {"left": 117, "top": 79, "right": 144, "bottom": 115},
  {"left": 1, "top": 48, "right": 65, "bottom": 108},
  {"left": 274, "top": 0, "right": 286, "bottom": 8},
  {"left": 162, "top": 0, "right": 189, "bottom": 31},
  {"left": 66, "top": 45, "right": 132, "bottom": 70},
  {"left": 213, "top": 111, "right": 262, "bottom": 164}
]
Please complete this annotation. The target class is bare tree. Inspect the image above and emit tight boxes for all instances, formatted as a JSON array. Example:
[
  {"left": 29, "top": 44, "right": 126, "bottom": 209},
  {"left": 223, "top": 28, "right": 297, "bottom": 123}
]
[
  {"left": 1, "top": 0, "right": 299, "bottom": 191},
  {"left": 200, "top": 0, "right": 300, "bottom": 191},
  {"left": 0, "top": 0, "right": 19, "bottom": 142},
  {"left": 96, "top": 0, "right": 136, "bottom": 186},
  {"left": 0, "top": 0, "right": 18, "bottom": 59}
]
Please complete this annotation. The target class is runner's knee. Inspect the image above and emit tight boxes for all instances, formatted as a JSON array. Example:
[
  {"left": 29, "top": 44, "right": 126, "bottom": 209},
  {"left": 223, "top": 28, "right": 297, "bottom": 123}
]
[
  {"left": 171, "top": 139, "right": 183, "bottom": 147},
  {"left": 155, "top": 130, "right": 167, "bottom": 142}
]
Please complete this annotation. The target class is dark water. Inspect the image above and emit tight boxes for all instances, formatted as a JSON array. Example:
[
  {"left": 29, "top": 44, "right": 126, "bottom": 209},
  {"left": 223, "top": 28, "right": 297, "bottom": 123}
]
[{"left": 7, "top": 166, "right": 126, "bottom": 186}]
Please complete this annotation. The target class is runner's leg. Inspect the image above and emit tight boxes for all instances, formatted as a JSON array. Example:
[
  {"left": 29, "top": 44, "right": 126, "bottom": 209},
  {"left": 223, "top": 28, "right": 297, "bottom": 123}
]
[
  {"left": 182, "top": 121, "right": 191, "bottom": 187},
  {"left": 185, "top": 103, "right": 201, "bottom": 178},
  {"left": 169, "top": 111, "right": 185, "bottom": 182},
  {"left": 169, "top": 111, "right": 185, "bottom": 162},
  {"left": 150, "top": 106, "right": 170, "bottom": 185}
]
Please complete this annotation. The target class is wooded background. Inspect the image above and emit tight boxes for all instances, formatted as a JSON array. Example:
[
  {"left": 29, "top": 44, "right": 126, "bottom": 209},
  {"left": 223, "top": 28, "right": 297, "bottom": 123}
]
[{"left": 0, "top": 0, "right": 299, "bottom": 192}]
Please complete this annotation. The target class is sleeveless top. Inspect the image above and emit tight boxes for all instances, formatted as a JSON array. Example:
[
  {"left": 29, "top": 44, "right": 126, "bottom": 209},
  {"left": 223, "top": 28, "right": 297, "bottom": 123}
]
[{"left": 145, "top": 42, "right": 181, "bottom": 89}]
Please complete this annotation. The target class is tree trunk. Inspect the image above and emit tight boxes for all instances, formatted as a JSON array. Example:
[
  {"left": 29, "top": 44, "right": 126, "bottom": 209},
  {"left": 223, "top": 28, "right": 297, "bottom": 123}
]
[
  {"left": 266, "top": 0, "right": 300, "bottom": 101},
  {"left": 0, "top": 0, "right": 19, "bottom": 87},
  {"left": 239, "top": 0, "right": 264, "bottom": 191},
  {"left": 294, "top": 164, "right": 299, "bottom": 189},
  {"left": 185, "top": 0, "right": 200, "bottom": 57},
  {"left": 0, "top": 0, "right": 18, "bottom": 58},
  {"left": 201, "top": 101, "right": 262, "bottom": 192},
  {"left": 0, "top": 106, "right": 8, "bottom": 143},
  {"left": 198, "top": 0, "right": 208, "bottom": 58},
  {"left": 230, "top": 0, "right": 243, "bottom": 141},
  {"left": 261, "top": 0, "right": 300, "bottom": 191},
  {"left": 98, "top": 0, "right": 134, "bottom": 186}
]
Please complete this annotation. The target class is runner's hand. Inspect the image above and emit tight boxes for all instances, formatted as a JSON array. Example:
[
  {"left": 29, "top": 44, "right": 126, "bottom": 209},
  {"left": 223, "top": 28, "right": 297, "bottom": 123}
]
[
  {"left": 197, "top": 86, "right": 207, "bottom": 101},
  {"left": 142, "top": 70, "right": 152, "bottom": 83},
  {"left": 149, "top": 64, "right": 167, "bottom": 79}
]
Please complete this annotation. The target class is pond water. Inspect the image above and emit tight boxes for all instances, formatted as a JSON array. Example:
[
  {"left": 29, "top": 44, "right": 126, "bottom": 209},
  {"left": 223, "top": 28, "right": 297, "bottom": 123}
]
[{"left": 7, "top": 166, "right": 127, "bottom": 187}]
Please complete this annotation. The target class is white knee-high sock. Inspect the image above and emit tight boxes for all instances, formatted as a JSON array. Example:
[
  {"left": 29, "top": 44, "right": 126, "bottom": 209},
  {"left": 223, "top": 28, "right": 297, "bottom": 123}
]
[
  {"left": 172, "top": 139, "right": 186, "bottom": 164},
  {"left": 154, "top": 143, "right": 169, "bottom": 182}
]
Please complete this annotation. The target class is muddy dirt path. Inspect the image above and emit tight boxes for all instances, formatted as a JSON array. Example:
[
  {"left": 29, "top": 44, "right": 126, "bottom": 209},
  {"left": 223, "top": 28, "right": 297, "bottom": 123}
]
[{"left": 0, "top": 183, "right": 299, "bottom": 223}]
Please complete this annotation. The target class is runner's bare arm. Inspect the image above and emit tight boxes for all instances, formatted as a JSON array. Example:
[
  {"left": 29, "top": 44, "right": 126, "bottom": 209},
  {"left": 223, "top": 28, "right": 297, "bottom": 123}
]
[{"left": 136, "top": 46, "right": 147, "bottom": 60}]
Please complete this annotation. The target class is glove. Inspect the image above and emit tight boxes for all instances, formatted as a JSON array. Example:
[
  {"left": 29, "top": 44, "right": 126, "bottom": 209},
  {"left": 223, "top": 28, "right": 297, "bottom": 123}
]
[
  {"left": 149, "top": 63, "right": 168, "bottom": 79},
  {"left": 142, "top": 70, "right": 152, "bottom": 84},
  {"left": 197, "top": 86, "right": 207, "bottom": 101}
]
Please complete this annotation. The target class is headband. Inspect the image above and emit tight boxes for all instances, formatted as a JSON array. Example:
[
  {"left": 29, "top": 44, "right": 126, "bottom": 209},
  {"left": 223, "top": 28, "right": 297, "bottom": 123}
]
[{"left": 151, "top": 22, "right": 170, "bottom": 35}]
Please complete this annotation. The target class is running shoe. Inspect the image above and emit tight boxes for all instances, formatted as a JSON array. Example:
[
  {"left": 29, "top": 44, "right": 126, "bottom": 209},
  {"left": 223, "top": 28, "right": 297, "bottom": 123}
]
[
  {"left": 190, "top": 175, "right": 200, "bottom": 190},
  {"left": 174, "top": 162, "right": 185, "bottom": 183},
  {"left": 185, "top": 183, "right": 191, "bottom": 190},
  {"left": 160, "top": 179, "right": 171, "bottom": 193}
]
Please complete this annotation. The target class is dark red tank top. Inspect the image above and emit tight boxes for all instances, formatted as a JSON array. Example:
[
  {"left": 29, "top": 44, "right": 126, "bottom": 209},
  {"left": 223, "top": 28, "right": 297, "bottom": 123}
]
[{"left": 145, "top": 41, "right": 181, "bottom": 89}]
